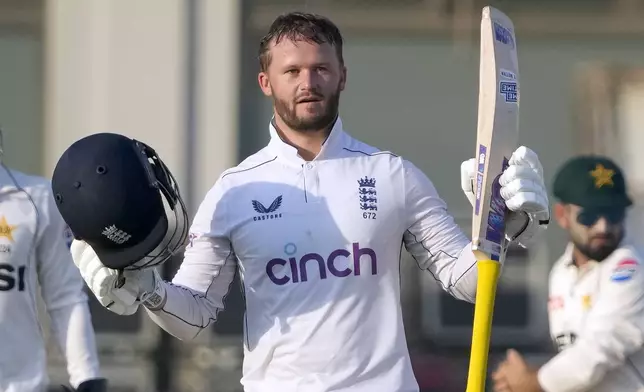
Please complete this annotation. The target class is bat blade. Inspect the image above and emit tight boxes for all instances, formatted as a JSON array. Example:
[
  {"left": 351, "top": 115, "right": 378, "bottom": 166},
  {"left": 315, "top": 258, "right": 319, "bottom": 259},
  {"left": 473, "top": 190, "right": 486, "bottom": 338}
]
[
  {"left": 466, "top": 6, "right": 520, "bottom": 392},
  {"left": 472, "top": 5, "right": 520, "bottom": 263}
]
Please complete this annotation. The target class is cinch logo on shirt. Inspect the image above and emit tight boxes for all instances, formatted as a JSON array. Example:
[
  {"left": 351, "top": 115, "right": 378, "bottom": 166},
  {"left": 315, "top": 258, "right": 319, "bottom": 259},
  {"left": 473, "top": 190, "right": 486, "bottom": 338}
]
[{"left": 265, "top": 242, "right": 377, "bottom": 285}]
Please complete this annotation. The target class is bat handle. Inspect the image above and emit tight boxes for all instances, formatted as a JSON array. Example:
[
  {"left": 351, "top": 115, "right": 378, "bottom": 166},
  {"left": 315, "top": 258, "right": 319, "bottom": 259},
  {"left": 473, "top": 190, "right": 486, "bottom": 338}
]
[
  {"left": 115, "top": 269, "right": 126, "bottom": 289},
  {"left": 465, "top": 259, "right": 502, "bottom": 392}
]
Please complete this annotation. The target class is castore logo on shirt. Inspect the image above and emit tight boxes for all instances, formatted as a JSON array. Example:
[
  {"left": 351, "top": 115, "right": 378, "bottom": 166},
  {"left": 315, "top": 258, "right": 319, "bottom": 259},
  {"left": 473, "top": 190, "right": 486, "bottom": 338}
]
[
  {"left": 252, "top": 195, "right": 283, "bottom": 221},
  {"left": 266, "top": 242, "right": 378, "bottom": 285}
]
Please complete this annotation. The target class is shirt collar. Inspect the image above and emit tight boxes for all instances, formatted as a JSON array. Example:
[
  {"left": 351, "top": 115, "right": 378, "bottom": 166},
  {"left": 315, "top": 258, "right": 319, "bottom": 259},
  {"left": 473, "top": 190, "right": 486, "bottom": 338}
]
[
  {"left": 562, "top": 243, "right": 576, "bottom": 267},
  {"left": 561, "top": 244, "right": 600, "bottom": 274},
  {"left": 267, "top": 116, "right": 347, "bottom": 165},
  {"left": 0, "top": 165, "right": 18, "bottom": 193}
]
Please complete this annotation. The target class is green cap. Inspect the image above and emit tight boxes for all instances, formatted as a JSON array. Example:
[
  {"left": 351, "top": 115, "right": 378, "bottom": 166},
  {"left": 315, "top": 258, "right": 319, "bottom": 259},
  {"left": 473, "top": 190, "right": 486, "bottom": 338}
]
[{"left": 553, "top": 155, "right": 632, "bottom": 209}]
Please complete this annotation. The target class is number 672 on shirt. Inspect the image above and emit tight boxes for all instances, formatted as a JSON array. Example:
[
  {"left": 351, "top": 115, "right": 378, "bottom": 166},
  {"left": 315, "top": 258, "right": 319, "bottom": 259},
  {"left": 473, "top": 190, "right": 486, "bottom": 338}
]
[
  {"left": 465, "top": 6, "right": 520, "bottom": 392},
  {"left": 362, "top": 211, "right": 376, "bottom": 220}
]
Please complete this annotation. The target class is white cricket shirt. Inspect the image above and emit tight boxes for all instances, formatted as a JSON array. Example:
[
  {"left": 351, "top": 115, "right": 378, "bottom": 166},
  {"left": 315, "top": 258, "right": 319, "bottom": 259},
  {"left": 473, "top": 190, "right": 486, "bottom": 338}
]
[
  {"left": 539, "top": 241, "right": 644, "bottom": 392},
  {"left": 0, "top": 167, "right": 101, "bottom": 392},
  {"left": 148, "top": 118, "right": 480, "bottom": 392}
]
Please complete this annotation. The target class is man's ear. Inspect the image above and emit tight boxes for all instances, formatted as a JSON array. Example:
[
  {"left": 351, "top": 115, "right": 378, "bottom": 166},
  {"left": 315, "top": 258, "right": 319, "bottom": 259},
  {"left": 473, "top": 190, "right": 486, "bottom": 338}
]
[
  {"left": 553, "top": 203, "right": 569, "bottom": 229},
  {"left": 258, "top": 72, "right": 272, "bottom": 97},
  {"left": 339, "top": 65, "right": 347, "bottom": 91}
]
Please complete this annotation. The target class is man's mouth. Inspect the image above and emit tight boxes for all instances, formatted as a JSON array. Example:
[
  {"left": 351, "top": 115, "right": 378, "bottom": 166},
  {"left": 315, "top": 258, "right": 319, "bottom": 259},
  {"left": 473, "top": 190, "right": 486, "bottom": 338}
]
[
  {"left": 591, "top": 235, "right": 613, "bottom": 244},
  {"left": 297, "top": 96, "right": 322, "bottom": 103}
]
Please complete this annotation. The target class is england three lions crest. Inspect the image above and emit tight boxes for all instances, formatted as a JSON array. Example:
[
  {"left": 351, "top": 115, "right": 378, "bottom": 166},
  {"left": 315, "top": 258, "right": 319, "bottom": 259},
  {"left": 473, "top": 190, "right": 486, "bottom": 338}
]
[{"left": 358, "top": 176, "right": 378, "bottom": 214}]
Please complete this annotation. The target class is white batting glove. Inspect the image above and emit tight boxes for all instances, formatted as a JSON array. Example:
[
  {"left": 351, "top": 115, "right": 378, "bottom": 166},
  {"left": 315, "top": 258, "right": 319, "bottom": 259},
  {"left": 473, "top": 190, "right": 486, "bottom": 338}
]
[
  {"left": 461, "top": 159, "right": 478, "bottom": 208},
  {"left": 460, "top": 146, "right": 550, "bottom": 247},
  {"left": 70, "top": 240, "right": 166, "bottom": 315}
]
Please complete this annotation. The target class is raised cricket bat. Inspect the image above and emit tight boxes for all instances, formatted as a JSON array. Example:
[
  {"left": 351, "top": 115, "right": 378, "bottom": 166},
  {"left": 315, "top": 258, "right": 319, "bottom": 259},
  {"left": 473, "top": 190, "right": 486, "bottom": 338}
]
[{"left": 465, "top": 6, "right": 520, "bottom": 392}]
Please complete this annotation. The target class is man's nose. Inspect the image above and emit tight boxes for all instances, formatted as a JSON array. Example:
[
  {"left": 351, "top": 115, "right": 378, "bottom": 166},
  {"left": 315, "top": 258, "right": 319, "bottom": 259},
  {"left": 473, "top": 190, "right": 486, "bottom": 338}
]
[
  {"left": 592, "top": 217, "right": 609, "bottom": 232},
  {"left": 298, "top": 69, "right": 318, "bottom": 89}
]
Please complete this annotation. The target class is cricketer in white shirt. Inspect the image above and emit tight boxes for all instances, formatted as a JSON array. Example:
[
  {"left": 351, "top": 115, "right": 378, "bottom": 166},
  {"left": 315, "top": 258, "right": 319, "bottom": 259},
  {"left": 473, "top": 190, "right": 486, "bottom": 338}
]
[
  {"left": 72, "top": 117, "right": 550, "bottom": 392},
  {"left": 492, "top": 155, "right": 641, "bottom": 392},
  {"left": 0, "top": 166, "right": 102, "bottom": 392},
  {"left": 538, "top": 241, "right": 644, "bottom": 392}
]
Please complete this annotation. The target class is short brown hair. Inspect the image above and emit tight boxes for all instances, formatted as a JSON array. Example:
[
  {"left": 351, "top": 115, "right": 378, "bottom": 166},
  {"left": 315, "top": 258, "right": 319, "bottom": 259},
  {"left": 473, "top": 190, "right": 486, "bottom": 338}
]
[{"left": 258, "top": 12, "right": 344, "bottom": 72}]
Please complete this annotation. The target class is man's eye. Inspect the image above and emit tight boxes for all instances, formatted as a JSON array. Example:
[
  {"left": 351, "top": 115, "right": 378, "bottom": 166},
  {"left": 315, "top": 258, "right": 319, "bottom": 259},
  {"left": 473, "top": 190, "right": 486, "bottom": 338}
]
[{"left": 286, "top": 69, "right": 298, "bottom": 74}]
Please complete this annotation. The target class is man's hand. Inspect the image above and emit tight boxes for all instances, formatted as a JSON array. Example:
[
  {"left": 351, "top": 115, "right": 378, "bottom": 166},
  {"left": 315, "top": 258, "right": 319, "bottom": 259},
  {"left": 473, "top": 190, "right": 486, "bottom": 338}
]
[
  {"left": 492, "top": 349, "right": 544, "bottom": 392},
  {"left": 460, "top": 146, "right": 550, "bottom": 247},
  {"left": 61, "top": 378, "right": 108, "bottom": 392},
  {"left": 71, "top": 240, "right": 164, "bottom": 314}
]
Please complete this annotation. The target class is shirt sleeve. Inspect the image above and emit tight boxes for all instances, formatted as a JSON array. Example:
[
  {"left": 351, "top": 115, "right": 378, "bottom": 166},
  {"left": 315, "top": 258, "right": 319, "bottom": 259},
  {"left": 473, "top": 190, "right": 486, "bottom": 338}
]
[
  {"left": 402, "top": 160, "right": 478, "bottom": 302},
  {"left": 48, "top": 303, "right": 102, "bottom": 388},
  {"left": 538, "top": 256, "right": 644, "bottom": 392},
  {"left": 36, "top": 185, "right": 102, "bottom": 386},
  {"left": 145, "top": 178, "right": 237, "bottom": 340}
]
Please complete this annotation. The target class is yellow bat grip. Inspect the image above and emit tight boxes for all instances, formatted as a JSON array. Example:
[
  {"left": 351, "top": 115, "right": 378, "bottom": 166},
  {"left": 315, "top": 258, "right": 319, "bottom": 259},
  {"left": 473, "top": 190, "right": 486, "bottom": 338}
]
[{"left": 465, "top": 259, "right": 502, "bottom": 392}]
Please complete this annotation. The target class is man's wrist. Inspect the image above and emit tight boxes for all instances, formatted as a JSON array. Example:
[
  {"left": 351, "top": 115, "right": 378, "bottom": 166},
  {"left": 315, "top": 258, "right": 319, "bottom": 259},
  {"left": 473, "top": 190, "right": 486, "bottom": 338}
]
[
  {"left": 140, "top": 270, "right": 167, "bottom": 311},
  {"left": 62, "top": 378, "right": 108, "bottom": 392},
  {"left": 536, "top": 365, "right": 552, "bottom": 392}
]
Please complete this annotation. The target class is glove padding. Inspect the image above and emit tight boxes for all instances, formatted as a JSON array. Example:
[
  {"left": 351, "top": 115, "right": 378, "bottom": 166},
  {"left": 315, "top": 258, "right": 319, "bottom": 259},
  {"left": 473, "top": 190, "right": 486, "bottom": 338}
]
[
  {"left": 71, "top": 240, "right": 164, "bottom": 315},
  {"left": 61, "top": 378, "right": 108, "bottom": 392},
  {"left": 460, "top": 146, "right": 550, "bottom": 247}
]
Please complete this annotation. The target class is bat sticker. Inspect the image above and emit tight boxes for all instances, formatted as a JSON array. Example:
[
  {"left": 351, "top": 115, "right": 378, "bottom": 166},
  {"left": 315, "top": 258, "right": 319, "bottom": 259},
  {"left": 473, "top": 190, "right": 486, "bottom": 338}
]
[
  {"left": 475, "top": 144, "right": 487, "bottom": 215},
  {"left": 493, "top": 21, "right": 515, "bottom": 48},
  {"left": 485, "top": 158, "right": 510, "bottom": 252},
  {"left": 499, "top": 81, "right": 518, "bottom": 103},
  {"left": 500, "top": 69, "right": 516, "bottom": 80}
]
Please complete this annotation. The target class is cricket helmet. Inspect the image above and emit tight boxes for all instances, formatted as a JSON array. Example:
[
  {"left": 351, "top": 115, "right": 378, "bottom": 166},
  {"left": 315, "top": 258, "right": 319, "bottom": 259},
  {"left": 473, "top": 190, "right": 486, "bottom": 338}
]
[{"left": 51, "top": 133, "right": 189, "bottom": 270}]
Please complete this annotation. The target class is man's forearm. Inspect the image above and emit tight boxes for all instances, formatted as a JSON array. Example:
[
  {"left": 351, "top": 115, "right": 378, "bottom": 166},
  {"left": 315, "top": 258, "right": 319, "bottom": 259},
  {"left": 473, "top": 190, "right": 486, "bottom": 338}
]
[
  {"left": 446, "top": 244, "right": 479, "bottom": 303},
  {"left": 49, "top": 301, "right": 102, "bottom": 388},
  {"left": 537, "top": 340, "right": 621, "bottom": 392},
  {"left": 144, "top": 279, "right": 222, "bottom": 341}
]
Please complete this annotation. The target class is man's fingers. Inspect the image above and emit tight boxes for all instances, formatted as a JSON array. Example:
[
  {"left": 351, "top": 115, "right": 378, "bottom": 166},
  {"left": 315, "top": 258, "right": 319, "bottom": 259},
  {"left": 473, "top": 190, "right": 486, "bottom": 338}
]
[
  {"left": 492, "top": 372, "right": 513, "bottom": 392},
  {"left": 460, "top": 157, "right": 477, "bottom": 207},
  {"left": 493, "top": 381, "right": 513, "bottom": 392},
  {"left": 70, "top": 239, "right": 87, "bottom": 268},
  {"left": 504, "top": 191, "right": 549, "bottom": 213},
  {"left": 499, "top": 178, "right": 542, "bottom": 201},
  {"left": 493, "top": 361, "right": 510, "bottom": 378},
  {"left": 461, "top": 158, "right": 476, "bottom": 191},
  {"left": 506, "top": 348, "right": 523, "bottom": 363},
  {"left": 499, "top": 164, "right": 542, "bottom": 187},
  {"left": 491, "top": 369, "right": 505, "bottom": 381},
  {"left": 91, "top": 269, "right": 115, "bottom": 298},
  {"left": 492, "top": 365, "right": 514, "bottom": 392},
  {"left": 509, "top": 146, "right": 544, "bottom": 177}
]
